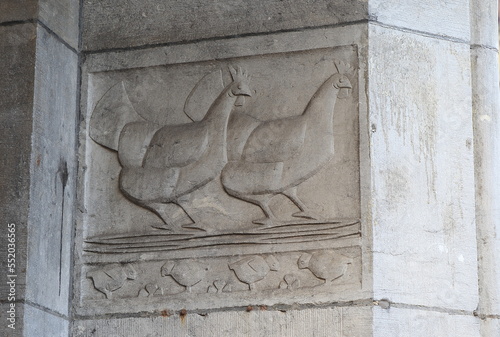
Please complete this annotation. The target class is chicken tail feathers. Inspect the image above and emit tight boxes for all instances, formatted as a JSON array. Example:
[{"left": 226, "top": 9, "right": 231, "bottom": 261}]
[{"left": 90, "top": 81, "right": 145, "bottom": 151}]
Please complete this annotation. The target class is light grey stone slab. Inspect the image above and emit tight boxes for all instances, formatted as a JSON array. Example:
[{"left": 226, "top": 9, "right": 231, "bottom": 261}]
[
  {"left": 39, "top": 0, "right": 80, "bottom": 49},
  {"left": 83, "top": 24, "right": 367, "bottom": 73},
  {"left": 0, "top": 0, "right": 37, "bottom": 23},
  {"left": 25, "top": 24, "right": 78, "bottom": 316},
  {"left": 480, "top": 318, "right": 500, "bottom": 336},
  {"left": 469, "top": 0, "right": 499, "bottom": 48},
  {"left": 471, "top": 47, "right": 500, "bottom": 318},
  {"left": 81, "top": 0, "right": 368, "bottom": 51},
  {"left": 0, "top": 23, "right": 36, "bottom": 302},
  {"left": 369, "top": 0, "right": 470, "bottom": 41},
  {"left": 0, "top": 302, "right": 23, "bottom": 337},
  {"left": 75, "top": 26, "right": 370, "bottom": 315},
  {"left": 367, "top": 24, "right": 478, "bottom": 311},
  {"left": 373, "top": 306, "right": 480, "bottom": 337},
  {"left": 72, "top": 306, "right": 372, "bottom": 337},
  {"left": 23, "top": 304, "right": 69, "bottom": 337}
]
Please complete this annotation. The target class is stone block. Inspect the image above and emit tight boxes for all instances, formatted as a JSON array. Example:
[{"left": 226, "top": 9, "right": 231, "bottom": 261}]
[
  {"left": 75, "top": 25, "right": 369, "bottom": 316},
  {"left": 81, "top": 0, "right": 368, "bottom": 51},
  {"left": 469, "top": 0, "right": 499, "bottom": 48},
  {"left": 25, "top": 24, "right": 78, "bottom": 316},
  {"left": 23, "top": 304, "right": 69, "bottom": 337},
  {"left": 471, "top": 47, "right": 500, "bottom": 317},
  {"left": 72, "top": 306, "right": 372, "bottom": 337},
  {"left": 39, "top": 0, "right": 80, "bottom": 49},
  {"left": 0, "top": 0, "right": 37, "bottom": 23},
  {"left": 0, "top": 23, "right": 36, "bottom": 302},
  {"left": 373, "top": 306, "right": 480, "bottom": 336},
  {"left": 480, "top": 318, "right": 500, "bottom": 336},
  {"left": 369, "top": 0, "right": 470, "bottom": 41},
  {"left": 368, "top": 24, "right": 478, "bottom": 311}
]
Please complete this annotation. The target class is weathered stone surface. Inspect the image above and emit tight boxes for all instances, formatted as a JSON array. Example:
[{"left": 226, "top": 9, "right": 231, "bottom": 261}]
[
  {"left": 72, "top": 306, "right": 372, "bottom": 337},
  {"left": 39, "top": 0, "right": 80, "bottom": 49},
  {"left": 75, "top": 26, "right": 367, "bottom": 315},
  {"left": 471, "top": 47, "right": 500, "bottom": 318},
  {"left": 81, "top": 0, "right": 368, "bottom": 51},
  {"left": 0, "top": 23, "right": 36, "bottom": 303},
  {"left": 469, "top": 0, "right": 499, "bottom": 48},
  {"left": 368, "top": 24, "right": 478, "bottom": 311},
  {"left": 25, "top": 25, "right": 78, "bottom": 316},
  {"left": 83, "top": 24, "right": 367, "bottom": 73},
  {"left": 369, "top": 0, "right": 470, "bottom": 41},
  {"left": 0, "top": 0, "right": 37, "bottom": 23},
  {"left": 24, "top": 305, "right": 69, "bottom": 337},
  {"left": 480, "top": 318, "right": 500, "bottom": 336},
  {"left": 373, "top": 306, "right": 480, "bottom": 337}
]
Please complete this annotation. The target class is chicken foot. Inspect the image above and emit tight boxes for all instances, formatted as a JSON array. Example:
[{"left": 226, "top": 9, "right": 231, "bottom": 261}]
[
  {"left": 282, "top": 186, "right": 322, "bottom": 221},
  {"left": 147, "top": 202, "right": 202, "bottom": 231}
]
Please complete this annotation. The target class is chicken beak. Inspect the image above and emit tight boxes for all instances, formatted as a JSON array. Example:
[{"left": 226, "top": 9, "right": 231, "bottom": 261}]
[{"left": 235, "top": 91, "right": 252, "bottom": 106}]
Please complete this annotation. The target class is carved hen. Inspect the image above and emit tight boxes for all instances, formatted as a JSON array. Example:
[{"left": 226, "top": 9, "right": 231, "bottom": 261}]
[
  {"left": 298, "top": 251, "right": 352, "bottom": 285},
  {"left": 221, "top": 61, "right": 353, "bottom": 226},
  {"left": 87, "top": 263, "right": 137, "bottom": 299},
  {"left": 91, "top": 67, "right": 252, "bottom": 230},
  {"left": 229, "top": 255, "right": 280, "bottom": 291}
]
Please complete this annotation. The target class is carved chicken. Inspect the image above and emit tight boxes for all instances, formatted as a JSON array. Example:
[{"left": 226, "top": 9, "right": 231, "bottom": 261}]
[
  {"left": 298, "top": 251, "right": 352, "bottom": 285},
  {"left": 221, "top": 61, "right": 353, "bottom": 225},
  {"left": 161, "top": 260, "right": 208, "bottom": 293},
  {"left": 118, "top": 67, "right": 252, "bottom": 229},
  {"left": 87, "top": 263, "right": 137, "bottom": 299},
  {"left": 229, "top": 255, "right": 280, "bottom": 291}
]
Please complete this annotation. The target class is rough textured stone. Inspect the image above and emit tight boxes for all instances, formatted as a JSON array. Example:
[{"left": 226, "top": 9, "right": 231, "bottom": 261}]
[
  {"left": 471, "top": 47, "right": 500, "bottom": 318},
  {"left": 25, "top": 24, "right": 78, "bottom": 316},
  {"left": 0, "top": 0, "right": 37, "bottom": 23},
  {"left": 81, "top": 0, "right": 368, "bottom": 51},
  {"left": 72, "top": 306, "right": 372, "bottom": 337},
  {"left": 3, "top": 0, "right": 498, "bottom": 335},
  {"left": 39, "top": 0, "right": 80, "bottom": 49},
  {"left": 373, "top": 306, "right": 480, "bottom": 337},
  {"left": 368, "top": 24, "right": 478, "bottom": 311},
  {"left": 480, "top": 318, "right": 500, "bottom": 336},
  {"left": 0, "top": 23, "right": 36, "bottom": 303},
  {"left": 369, "top": 0, "right": 470, "bottom": 41},
  {"left": 23, "top": 304, "right": 69, "bottom": 337},
  {"left": 469, "top": 0, "right": 499, "bottom": 48}
]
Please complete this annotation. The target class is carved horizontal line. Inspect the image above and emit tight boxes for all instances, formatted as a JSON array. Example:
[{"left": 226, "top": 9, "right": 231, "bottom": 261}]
[
  {"left": 83, "top": 219, "right": 360, "bottom": 255},
  {"left": 84, "top": 233, "right": 360, "bottom": 255},
  {"left": 85, "top": 220, "right": 360, "bottom": 242}
]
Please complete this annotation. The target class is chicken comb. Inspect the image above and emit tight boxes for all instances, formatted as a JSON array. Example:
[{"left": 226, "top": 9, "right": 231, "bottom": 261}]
[
  {"left": 229, "top": 66, "right": 250, "bottom": 80},
  {"left": 334, "top": 60, "right": 355, "bottom": 75}
]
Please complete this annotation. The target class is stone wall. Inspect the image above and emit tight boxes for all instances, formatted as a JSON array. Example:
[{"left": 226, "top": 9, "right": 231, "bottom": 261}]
[{"left": 0, "top": 1, "right": 499, "bottom": 336}]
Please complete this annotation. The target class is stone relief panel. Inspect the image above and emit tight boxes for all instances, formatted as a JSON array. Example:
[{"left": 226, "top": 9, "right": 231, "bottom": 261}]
[
  {"left": 82, "top": 247, "right": 361, "bottom": 301},
  {"left": 78, "top": 45, "right": 361, "bottom": 313}
]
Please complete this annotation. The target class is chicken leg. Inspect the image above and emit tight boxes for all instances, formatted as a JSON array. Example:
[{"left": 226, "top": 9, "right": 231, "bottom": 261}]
[
  {"left": 237, "top": 194, "right": 278, "bottom": 226},
  {"left": 282, "top": 186, "right": 321, "bottom": 221}
]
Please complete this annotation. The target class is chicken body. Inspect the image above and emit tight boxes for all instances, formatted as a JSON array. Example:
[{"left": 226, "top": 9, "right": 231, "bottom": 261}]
[
  {"left": 222, "top": 69, "right": 352, "bottom": 225},
  {"left": 118, "top": 68, "right": 252, "bottom": 229}
]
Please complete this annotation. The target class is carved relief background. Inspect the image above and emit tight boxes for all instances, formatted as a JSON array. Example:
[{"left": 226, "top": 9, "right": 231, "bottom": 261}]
[{"left": 78, "top": 45, "right": 361, "bottom": 313}]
